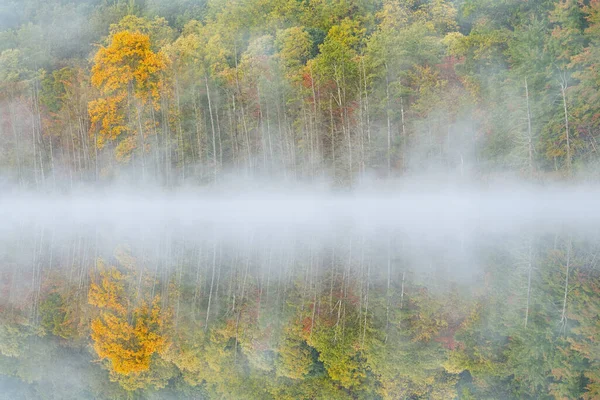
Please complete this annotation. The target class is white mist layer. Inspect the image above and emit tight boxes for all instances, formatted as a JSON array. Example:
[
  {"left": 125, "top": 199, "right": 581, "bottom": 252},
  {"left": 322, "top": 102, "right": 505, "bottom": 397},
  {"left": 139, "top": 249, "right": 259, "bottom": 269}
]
[{"left": 1, "top": 186, "right": 597, "bottom": 238}]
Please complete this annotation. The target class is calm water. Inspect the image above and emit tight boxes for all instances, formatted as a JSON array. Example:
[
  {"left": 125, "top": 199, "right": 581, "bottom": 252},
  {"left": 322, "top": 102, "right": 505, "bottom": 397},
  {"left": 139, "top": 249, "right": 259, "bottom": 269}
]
[{"left": 1, "top": 189, "right": 599, "bottom": 399}]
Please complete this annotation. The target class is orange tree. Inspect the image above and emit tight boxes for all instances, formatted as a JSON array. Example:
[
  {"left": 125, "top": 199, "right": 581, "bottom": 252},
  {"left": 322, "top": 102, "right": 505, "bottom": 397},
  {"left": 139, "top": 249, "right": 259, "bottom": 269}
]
[
  {"left": 88, "top": 30, "right": 168, "bottom": 163},
  {"left": 88, "top": 260, "right": 170, "bottom": 386}
]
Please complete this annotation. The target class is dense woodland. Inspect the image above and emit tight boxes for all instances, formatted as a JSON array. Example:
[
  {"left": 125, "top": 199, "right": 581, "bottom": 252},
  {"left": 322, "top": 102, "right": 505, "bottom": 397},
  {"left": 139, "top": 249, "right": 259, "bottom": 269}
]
[
  {"left": 2, "top": 1, "right": 600, "bottom": 399},
  {"left": 1, "top": 228, "right": 600, "bottom": 399},
  {"left": 1, "top": 0, "right": 600, "bottom": 186}
]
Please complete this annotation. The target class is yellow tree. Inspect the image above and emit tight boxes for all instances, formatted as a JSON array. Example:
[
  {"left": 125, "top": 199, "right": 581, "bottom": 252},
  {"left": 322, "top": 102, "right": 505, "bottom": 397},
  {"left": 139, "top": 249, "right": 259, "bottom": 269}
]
[
  {"left": 88, "top": 30, "right": 168, "bottom": 173},
  {"left": 88, "top": 260, "right": 171, "bottom": 389}
]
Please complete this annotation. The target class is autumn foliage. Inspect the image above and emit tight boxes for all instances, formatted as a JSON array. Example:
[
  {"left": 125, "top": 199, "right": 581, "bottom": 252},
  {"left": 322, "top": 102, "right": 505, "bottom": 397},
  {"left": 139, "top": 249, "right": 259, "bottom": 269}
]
[
  {"left": 88, "top": 30, "right": 167, "bottom": 155},
  {"left": 88, "top": 261, "right": 169, "bottom": 377}
]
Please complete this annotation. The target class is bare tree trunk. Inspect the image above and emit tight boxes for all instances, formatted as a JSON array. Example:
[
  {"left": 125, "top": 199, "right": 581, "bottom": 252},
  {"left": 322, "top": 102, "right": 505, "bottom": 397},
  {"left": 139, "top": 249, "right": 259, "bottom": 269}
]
[
  {"left": 329, "top": 246, "right": 335, "bottom": 312},
  {"left": 310, "top": 250, "right": 317, "bottom": 338},
  {"left": 362, "top": 261, "right": 370, "bottom": 350},
  {"left": 31, "top": 109, "right": 39, "bottom": 187},
  {"left": 77, "top": 115, "right": 89, "bottom": 173},
  {"left": 191, "top": 93, "right": 203, "bottom": 168},
  {"left": 215, "top": 99, "right": 224, "bottom": 170},
  {"left": 136, "top": 104, "right": 147, "bottom": 182},
  {"left": 524, "top": 236, "right": 533, "bottom": 328},
  {"left": 94, "top": 125, "right": 99, "bottom": 181},
  {"left": 400, "top": 270, "right": 406, "bottom": 310},
  {"left": 385, "top": 64, "right": 392, "bottom": 176},
  {"left": 32, "top": 79, "right": 47, "bottom": 187},
  {"left": 329, "top": 97, "right": 336, "bottom": 180},
  {"left": 560, "top": 237, "right": 571, "bottom": 334},
  {"left": 205, "top": 243, "right": 217, "bottom": 330},
  {"left": 233, "top": 44, "right": 252, "bottom": 169},
  {"left": 333, "top": 65, "right": 351, "bottom": 177},
  {"left": 265, "top": 97, "right": 273, "bottom": 172},
  {"left": 400, "top": 96, "right": 407, "bottom": 170},
  {"left": 358, "top": 76, "right": 365, "bottom": 179},
  {"left": 206, "top": 75, "right": 218, "bottom": 180},
  {"left": 68, "top": 121, "right": 81, "bottom": 180},
  {"left": 362, "top": 57, "right": 371, "bottom": 145},
  {"left": 385, "top": 239, "right": 391, "bottom": 342},
  {"left": 275, "top": 96, "right": 284, "bottom": 176},
  {"left": 309, "top": 65, "right": 320, "bottom": 172},
  {"left": 8, "top": 97, "right": 23, "bottom": 186},
  {"left": 174, "top": 77, "right": 185, "bottom": 181},
  {"left": 161, "top": 95, "right": 171, "bottom": 186},
  {"left": 230, "top": 94, "right": 239, "bottom": 169},
  {"left": 559, "top": 72, "right": 571, "bottom": 176},
  {"left": 525, "top": 78, "right": 534, "bottom": 179},
  {"left": 48, "top": 133, "right": 55, "bottom": 187},
  {"left": 282, "top": 94, "right": 297, "bottom": 179},
  {"left": 193, "top": 245, "right": 203, "bottom": 316},
  {"left": 257, "top": 84, "right": 267, "bottom": 170}
]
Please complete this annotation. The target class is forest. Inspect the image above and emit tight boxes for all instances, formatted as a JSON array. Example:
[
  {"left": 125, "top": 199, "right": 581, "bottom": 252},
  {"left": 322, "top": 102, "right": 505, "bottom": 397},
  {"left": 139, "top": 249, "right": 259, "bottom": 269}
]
[
  {"left": 2, "top": 0, "right": 600, "bottom": 399},
  {"left": 1, "top": 0, "right": 600, "bottom": 186},
  {"left": 1, "top": 216, "right": 600, "bottom": 399}
]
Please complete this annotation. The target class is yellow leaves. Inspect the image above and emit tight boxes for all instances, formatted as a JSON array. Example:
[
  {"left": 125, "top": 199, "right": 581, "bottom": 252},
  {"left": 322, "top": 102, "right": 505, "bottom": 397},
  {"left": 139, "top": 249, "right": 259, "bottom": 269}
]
[
  {"left": 88, "top": 261, "right": 128, "bottom": 316},
  {"left": 114, "top": 246, "right": 138, "bottom": 271},
  {"left": 325, "top": 18, "right": 364, "bottom": 51},
  {"left": 109, "top": 15, "right": 174, "bottom": 49},
  {"left": 88, "top": 259, "right": 170, "bottom": 379},
  {"left": 91, "top": 31, "right": 167, "bottom": 100},
  {"left": 89, "top": 30, "right": 168, "bottom": 156},
  {"left": 442, "top": 32, "right": 467, "bottom": 57},
  {"left": 114, "top": 135, "right": 137, "bottom": 162},
  {"left": 0, "top": 321, "right": 30, "bottom": 358},
  {"left": 276, "top": 322, "right": 313, "bottom": 380},
  {"left": 88, "top": 94, "right": 127, "bottom": 147},
  {"left": 91, "top": 311, "right": 152, "bottom": 375},
  {"left": 376, "top": 0, "right": 427, "bottom": 32},
  {"left": 276, "top": 27, "right": 311, "bottom": 82},
  {"left": 165, "top": 23, "right": 230, "bottom": 84},
  {"left": 427, "top": 0, "right": 459, "bottom": 34},
  {"left": 90, "top": 297, "right": 169, "bottom": 376}
]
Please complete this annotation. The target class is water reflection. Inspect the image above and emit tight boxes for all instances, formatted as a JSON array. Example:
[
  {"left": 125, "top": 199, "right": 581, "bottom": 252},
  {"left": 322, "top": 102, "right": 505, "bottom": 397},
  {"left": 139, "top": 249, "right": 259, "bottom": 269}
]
[{"left": 1, "top": 196, "right": 600, "bottom": 399}]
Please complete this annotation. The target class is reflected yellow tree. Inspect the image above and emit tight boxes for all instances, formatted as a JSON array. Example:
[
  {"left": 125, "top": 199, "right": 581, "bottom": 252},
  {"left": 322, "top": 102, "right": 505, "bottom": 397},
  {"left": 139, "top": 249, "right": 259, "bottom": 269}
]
[{"left": 88, "top": 258, "right": 171, "bottom": 389}]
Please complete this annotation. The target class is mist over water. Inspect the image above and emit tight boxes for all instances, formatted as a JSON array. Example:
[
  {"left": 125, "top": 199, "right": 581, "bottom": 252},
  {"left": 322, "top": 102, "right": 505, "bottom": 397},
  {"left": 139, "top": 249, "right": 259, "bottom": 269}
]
[
  {"left": 3, "top": 181, "right": 599, "bottom": 302},
  {"left": 2, "top": 180, "right": 600, "bottom": 399},
  {"left": 4, "top": 182, "right": 599, "bottom": 231},
  {"left": 1, "top": 182, "right": 597, "bottom": 328},
  {"left": 2, "top": 183, "right": 598, "bottom": 269}
]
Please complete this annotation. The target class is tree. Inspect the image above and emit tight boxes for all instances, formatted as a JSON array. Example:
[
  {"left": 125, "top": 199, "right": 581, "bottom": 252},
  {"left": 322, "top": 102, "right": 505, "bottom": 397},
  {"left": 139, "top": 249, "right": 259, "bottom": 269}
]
[
  {"left": 275, "top": 319, "right": 314, "bottom": 380},
  {"left": 88, "top": 260, "right": 171, "bottom": 390},
  {"left": 314, "top": 18, "right": 363, "bottom": 179},
  {"left": 88, "top": 28, "right": 168, "bottom": 175}
]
